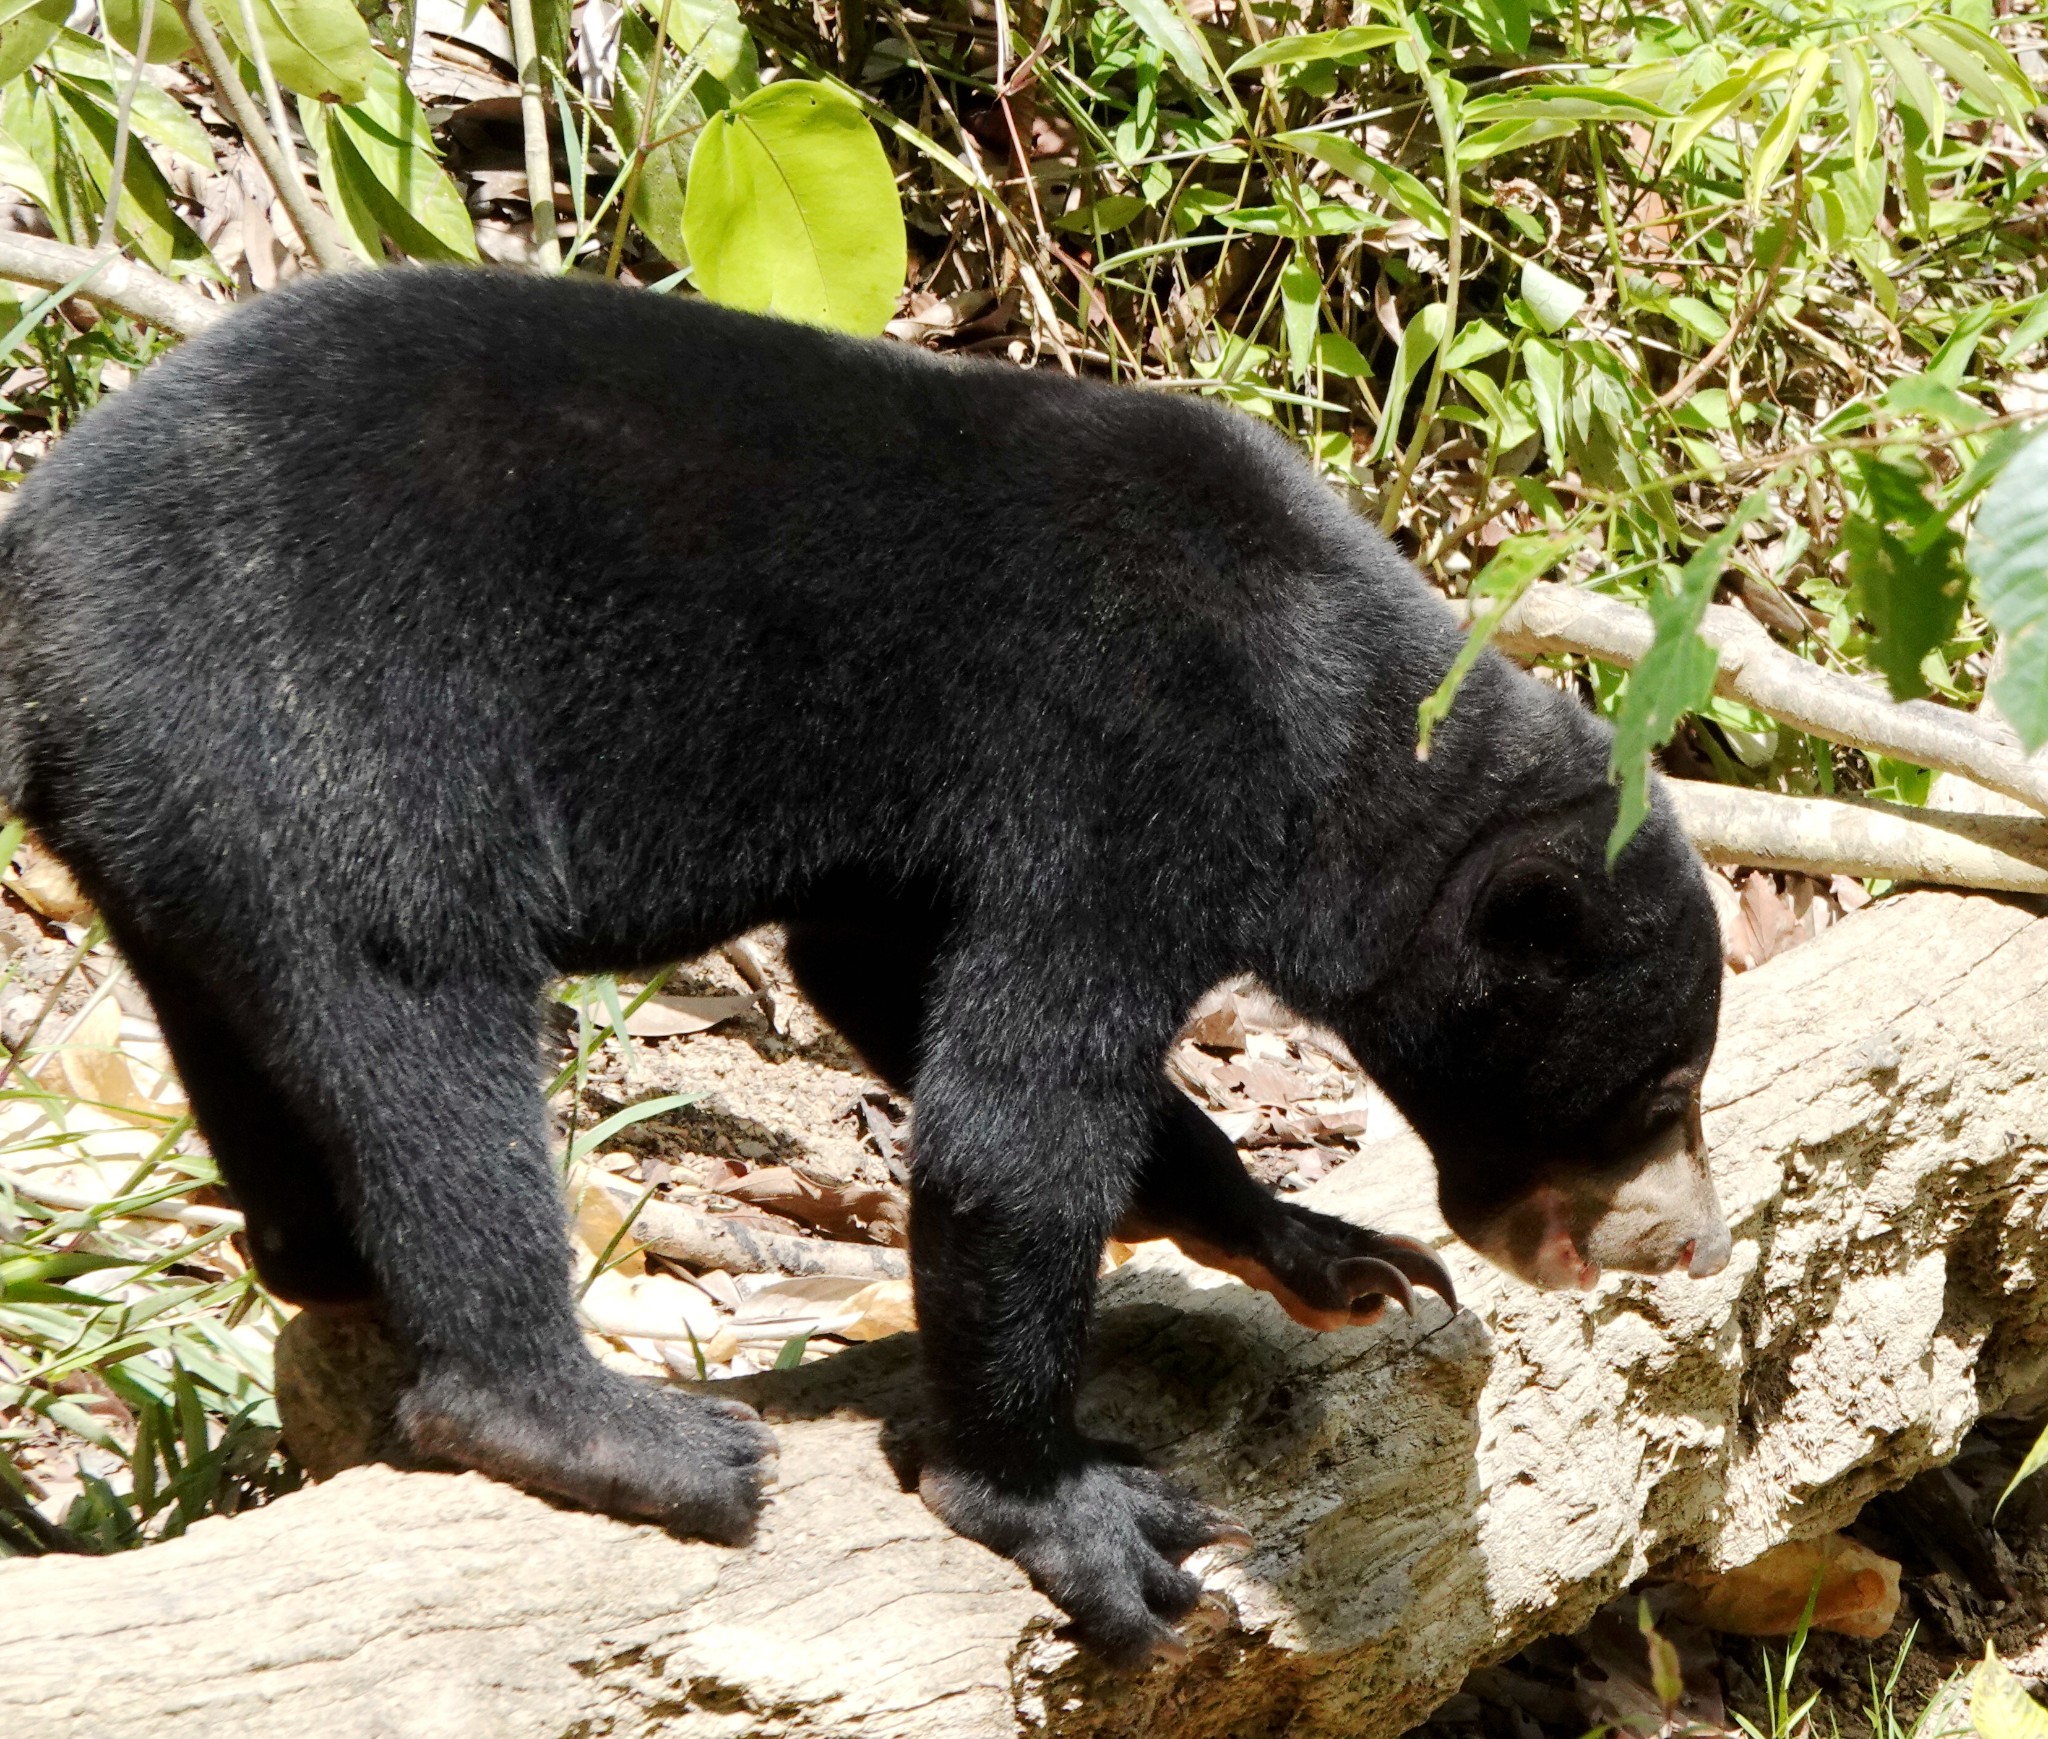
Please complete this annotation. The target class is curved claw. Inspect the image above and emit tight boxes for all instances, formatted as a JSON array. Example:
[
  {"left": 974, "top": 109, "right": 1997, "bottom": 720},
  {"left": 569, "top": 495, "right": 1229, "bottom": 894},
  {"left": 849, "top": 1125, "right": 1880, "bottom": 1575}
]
[
  {"left": 1204, "top": 1516, "right": 1255, "bottom": 1550},
  {"left": 1375, "top": 1234, "right": 1459, "bottom": 1315},
  {"left": 1333, "top": 1255, "right": 1415, "bottom": 1315}
]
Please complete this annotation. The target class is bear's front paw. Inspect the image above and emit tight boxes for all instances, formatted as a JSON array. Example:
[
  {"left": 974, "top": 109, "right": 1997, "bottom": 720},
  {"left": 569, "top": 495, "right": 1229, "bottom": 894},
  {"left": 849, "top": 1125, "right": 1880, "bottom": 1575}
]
[
  {"left": 401, "top": 1359, "right": 778, "bottom": 1544},
  {"left": 1224, "top": 1205, "right": 1459, "bottom": 1332},
  {"left": 921, "top": 1450, "right": 1250, "bottom": 1666}
]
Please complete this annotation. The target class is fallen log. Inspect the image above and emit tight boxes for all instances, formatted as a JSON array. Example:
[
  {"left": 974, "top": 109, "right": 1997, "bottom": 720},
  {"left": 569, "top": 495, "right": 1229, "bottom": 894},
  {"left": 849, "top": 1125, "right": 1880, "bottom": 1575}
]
[{"left": 4, "top": 889, "right": 2045, "bottom": 1737}]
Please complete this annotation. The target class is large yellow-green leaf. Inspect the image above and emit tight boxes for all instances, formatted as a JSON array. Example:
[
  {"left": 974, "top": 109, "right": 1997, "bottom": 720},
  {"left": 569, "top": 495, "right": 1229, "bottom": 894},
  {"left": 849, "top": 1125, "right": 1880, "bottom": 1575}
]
[
  {"left": 300, "top": 58, "right": 477, "bottom": 261},
  {"left": 682, "top": 80, "right": 904, "bottom": 335},
  {"left": 209, "top": 0, "right": 377, "bottom": 105},
  {"left": 99, "top": 0, "right": 192, "bottom": 63}
]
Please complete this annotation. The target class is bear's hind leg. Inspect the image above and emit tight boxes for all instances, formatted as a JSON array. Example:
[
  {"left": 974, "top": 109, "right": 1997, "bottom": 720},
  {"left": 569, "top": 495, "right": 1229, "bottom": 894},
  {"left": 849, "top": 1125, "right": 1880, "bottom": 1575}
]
[
  {"left": 121, "top": 941, "right": 375, "bottom": 1310},
  {"left": 144, "top": 941, "right": 775, "bottom": 1541}
]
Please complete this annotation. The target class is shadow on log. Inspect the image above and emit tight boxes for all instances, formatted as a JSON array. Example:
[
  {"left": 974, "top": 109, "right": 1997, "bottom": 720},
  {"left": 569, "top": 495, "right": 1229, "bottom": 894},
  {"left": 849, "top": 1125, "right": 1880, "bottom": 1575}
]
[{"left": 5, "top": 890, "right": 2046, "bottom": 1737}]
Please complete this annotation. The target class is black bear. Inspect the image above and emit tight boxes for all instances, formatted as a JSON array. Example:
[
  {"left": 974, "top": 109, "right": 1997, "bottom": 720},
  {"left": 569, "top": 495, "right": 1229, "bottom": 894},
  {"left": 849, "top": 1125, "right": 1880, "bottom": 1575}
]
[{"left": 0, "top": 268, "right": 1728, "bottom": 1663}]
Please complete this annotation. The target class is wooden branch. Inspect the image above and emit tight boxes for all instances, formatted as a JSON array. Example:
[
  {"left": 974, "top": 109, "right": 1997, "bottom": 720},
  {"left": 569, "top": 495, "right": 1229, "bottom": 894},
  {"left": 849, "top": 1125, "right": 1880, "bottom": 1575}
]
[
  {"left": 1470, "top": 582, "right": 2048, "bottom": 815},
  {"left": 4, "top": 891, "right": 2044, "bottom": 1736},
  {"left": 168, "top": 0, "right": 357, "bottom": 273},
  {"left": 1668, "top": 781, "right": 2048, "bottom": 894},
  {"left": 0, "top": 232, "right": 222, "bottom": 337}
]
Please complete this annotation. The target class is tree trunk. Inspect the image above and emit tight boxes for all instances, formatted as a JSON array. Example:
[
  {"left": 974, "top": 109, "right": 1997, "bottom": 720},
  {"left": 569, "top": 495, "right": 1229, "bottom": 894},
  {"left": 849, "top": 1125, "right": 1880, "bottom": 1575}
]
[{"left": 7, "top": 890, "right": 2046, "bottom": 1738}]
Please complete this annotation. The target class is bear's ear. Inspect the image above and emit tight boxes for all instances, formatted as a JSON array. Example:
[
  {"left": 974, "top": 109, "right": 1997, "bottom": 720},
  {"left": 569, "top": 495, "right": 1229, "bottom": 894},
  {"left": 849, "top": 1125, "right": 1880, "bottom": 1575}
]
[{"left": 1473, "top": 854, "right": 1589, "bottom": 969}]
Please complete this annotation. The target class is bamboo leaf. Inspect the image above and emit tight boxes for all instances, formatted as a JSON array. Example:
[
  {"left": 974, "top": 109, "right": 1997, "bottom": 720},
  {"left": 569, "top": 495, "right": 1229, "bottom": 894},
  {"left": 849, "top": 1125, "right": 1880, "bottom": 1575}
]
[
  {"left": 1227, "top": 24, "right": 1401, "bottom": 74},
  {"left": 1608, "top": 495, "right": 1769, "bottom": 861}
]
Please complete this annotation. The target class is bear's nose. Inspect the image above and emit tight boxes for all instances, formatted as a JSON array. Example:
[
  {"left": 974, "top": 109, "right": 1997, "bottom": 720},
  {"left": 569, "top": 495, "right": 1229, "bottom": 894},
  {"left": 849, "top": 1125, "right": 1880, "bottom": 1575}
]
[{"left": 1684, "top": 1220, "right": 1732, "bottom": 1278}]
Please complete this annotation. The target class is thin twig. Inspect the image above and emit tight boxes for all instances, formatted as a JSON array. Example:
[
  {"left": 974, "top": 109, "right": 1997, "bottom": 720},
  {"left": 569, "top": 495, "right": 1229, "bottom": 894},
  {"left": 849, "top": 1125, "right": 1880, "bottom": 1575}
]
[
  {"left": 97, "top": 0, "right": 157, "bottom": 252},
  {"left": 167, "top": 0, "right": 355, "bottom": 272},
  {"left": 232, "top": 0, "right": 313, "bottom": 213},
  {"left": 506, "top": 0, "right": 561, "bottom": 270},
  {"left": 603, "top": 0, "right": 674, "bottom": 280},
  {"left": 1654, "top": 219, "right": 1791, "bottom": 412}
]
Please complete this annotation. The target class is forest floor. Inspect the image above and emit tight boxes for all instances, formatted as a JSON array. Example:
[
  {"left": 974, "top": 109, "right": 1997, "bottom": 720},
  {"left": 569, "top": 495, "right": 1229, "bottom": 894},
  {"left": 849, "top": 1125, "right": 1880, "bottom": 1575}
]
[{"left": 0, "top": 844, "right": 2042, "bottom": 1736}]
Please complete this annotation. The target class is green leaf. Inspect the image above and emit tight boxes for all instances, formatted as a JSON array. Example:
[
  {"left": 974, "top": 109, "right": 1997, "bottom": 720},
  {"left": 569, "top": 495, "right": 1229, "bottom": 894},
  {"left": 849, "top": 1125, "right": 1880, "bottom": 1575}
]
[
  {"left": 1456, "top": 116, "right": 1576, "bottom": 166},
  {"left": 1461, "top": 85, "right": 1668, "bottom": 124},
  {"left": 1279, "top": 248, "right": 1318, "bottom": 383},
  {"left": 682, "top": 79, "right": 906, "bottom": 336},
  {"left": 1226, "top": 24, "right": 1401, "bottom": 74},
  {"left": 209, "top": 0, "right": 378, "bottom": 105},
  {"left": 1872, "top": 32, "right": 1944, "bottom": 141},
  {"left": 1845, "top": 458, "right": 1965, "bottom": 702},
  {"left": 1906, "top": 18, "right": 2033, "bottom": 127},
  {"left": 1417, "top": 532, "right": 1576, "bottom": 754},
  {"left": 98, "top": 0, "right": 191, "bottom": 59},
  {"left": 1215, "top": 201, "right": 1371, "bottom": 237},
  {"left": 1442, "top": 320, "right": 1506, "bottom": 370},
  {"left": 1667, "top": 295, "right": 1728, "bottom": 344},
  {"left": 1968, "top": 427, "right": 2048, "bottom": 752},
  {"left": 1972, "top": 1645, "right": 2048, "bottom": 1739},
  {"left": 0, "top": 0, "right": 64, "bottom": 85},
  {"left": 1113, "top": 0, "right": 1215, "bottom": 89},
  {"left": 0, "top": 117, "right": 55, "bottom": 213},
  {"left": 1607, "top": 496, "right": 1768, "bottom": 862},
  {"left": 648, "top": 0, "right": 751, "bottom": 86},
  {"left": 1278, "top": 129, "right": 1448, "bottom": 238},
  {"left": 301, "top": 57, "right": 476, "bottom": 261},
  {"left": 1519, "top": 260, "right": 1585, "bottom": 334},
  {"left": 1994, "top": 1422, "right": 2048, "bottom": 1522},
  {"left": 1314, "top": 330, "right": 1370, "bottom": 376},
  {"left": 49, "top": 32, "right": 215, "bottom": 170},
  {"left": 1522, "top": 337, "right": 1567, "bottom": 469},
  {"left": 1369, "top": 300, "right": 1446, "bottom": 461},
  {"left": 614, "top": 4, "right": 706, "bottom": 265},
  {"left": 1051, "top": 192, "right": 1148, "bottom": 233},
  {"left": 44, "top": 76, "right": 209, "bottom": 269},
  {"left": 1749, "top": 46, "right": 1826, "bottom": 204}
]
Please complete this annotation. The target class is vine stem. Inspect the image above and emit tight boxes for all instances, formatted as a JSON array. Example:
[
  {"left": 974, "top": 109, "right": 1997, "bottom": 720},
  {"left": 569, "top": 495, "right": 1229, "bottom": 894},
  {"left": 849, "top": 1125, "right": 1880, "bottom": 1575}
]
[
  {"left": 603, "top": 0, "right": 674, "bottom": 280},
  {"left": 1379, "top": 14, "right": 1463, "bottom": 536},
  {"left": 168, "top": 0, "right": 355, "bottom": 271},
  {"left": 507, "top": 0, "right": 561, "bottom": 270}
]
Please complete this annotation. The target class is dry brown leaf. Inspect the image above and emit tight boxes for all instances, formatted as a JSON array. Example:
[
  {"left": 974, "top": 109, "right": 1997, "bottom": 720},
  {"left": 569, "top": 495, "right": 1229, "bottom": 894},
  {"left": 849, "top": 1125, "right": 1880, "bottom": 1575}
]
[
  {"left": 622, "top": 993, "right": 754, "bottom": 1038},
  {"left": 43, "top": 996, "right": 180, "bottom": 1123},
  {"left": 1183, "top": 994, "right": 1251, "bottom": 1052},
  {"left": 717, "top": 1165, "right": 908, "bottom": 1247},
  {"left": 7, "top": 841, "right": 91, "bottom": 923},
  {"left": 1673, "top": 1533, "right": 1902, "bottom": 1639}
]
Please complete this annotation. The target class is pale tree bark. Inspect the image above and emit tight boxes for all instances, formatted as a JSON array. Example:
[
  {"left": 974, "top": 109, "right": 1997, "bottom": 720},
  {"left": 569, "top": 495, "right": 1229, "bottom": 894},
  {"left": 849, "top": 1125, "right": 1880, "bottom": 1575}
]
[{"left": 3, "top": 889, "right": 2045, "bottom": 1737}]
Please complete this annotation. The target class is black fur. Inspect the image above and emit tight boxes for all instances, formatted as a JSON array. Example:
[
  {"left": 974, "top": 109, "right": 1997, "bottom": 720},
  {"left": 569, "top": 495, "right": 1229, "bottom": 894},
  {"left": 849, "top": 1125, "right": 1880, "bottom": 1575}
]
[{"left": 0, "top": 268, "right": 1721, "bottom": 1661}]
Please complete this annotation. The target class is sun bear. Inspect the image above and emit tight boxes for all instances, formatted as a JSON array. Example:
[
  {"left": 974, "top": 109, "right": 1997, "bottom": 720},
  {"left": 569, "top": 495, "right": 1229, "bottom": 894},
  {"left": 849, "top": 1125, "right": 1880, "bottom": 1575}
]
[{"left": 0, "top": 268, "right": 1727, "bottom": 1662}]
